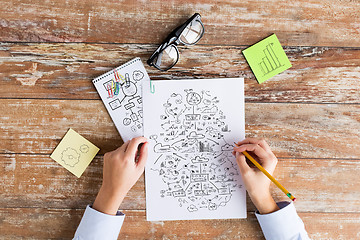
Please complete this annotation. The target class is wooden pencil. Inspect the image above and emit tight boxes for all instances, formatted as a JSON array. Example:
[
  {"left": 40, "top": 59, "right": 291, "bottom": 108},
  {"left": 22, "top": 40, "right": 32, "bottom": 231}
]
[{"left": 240, "top": 150, "right": 296, "bottom": 201}]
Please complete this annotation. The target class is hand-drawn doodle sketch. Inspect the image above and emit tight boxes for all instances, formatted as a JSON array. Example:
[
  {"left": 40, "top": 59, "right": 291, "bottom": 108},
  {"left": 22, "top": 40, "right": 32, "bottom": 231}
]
[
  {"left": 105, "top": 71, "right": 142, "bottom": 133},
  {"left": 61, "top": 147, "right": 80, "bottom": 167},
  {"left": 79, "top": 144, "right": 89, "bottom": 153},
  {"left": 144, "top": 79, "right": 246, "bottom": 221},
  {"left": 150, "top": 89, "right": 241, "bottom": 211},
  {"left": 258, "top": 43, "right": 284, "bottom": 76},
  {"left": 93, "top": 58, "right": 150, "bottom": 142},
  {"left": 61, "top": 144, "right": 90, "bottom": 167},
  {"left": 133, "top": 70, "right": 144, "bottom": 81}
]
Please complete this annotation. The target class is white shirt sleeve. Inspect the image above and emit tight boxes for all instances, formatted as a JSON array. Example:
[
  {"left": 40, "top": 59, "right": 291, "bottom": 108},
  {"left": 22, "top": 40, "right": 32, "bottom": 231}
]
[
  {"left": 255, "top": 201, "right": 310, "bottom": 240},
  {"left": 73, "top": 205, "right": 125, "bottom": 240}
]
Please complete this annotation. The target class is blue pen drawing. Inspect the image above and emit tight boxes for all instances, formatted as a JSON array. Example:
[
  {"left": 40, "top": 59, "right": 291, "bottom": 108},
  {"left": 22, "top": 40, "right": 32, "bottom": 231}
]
[{"left": 149, "top": 89, "right": 242, "bottom": 212}]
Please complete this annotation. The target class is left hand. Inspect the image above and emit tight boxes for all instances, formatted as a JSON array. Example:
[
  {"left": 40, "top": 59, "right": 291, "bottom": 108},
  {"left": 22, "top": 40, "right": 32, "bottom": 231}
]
[{"left": 93, "top": 137, "right": 148, "bottom": 215}]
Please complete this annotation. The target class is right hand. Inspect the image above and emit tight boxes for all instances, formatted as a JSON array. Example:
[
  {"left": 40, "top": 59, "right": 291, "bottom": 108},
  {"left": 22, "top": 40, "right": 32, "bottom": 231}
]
[{"left": 233, "top": 138, "right": 280, "bottom": 214}]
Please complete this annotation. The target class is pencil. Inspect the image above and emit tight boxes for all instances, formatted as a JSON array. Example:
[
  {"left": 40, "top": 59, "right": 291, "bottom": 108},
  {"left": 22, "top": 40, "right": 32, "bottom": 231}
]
[{"left": 239, "top": 149, "right": 296, "bottom": 201}]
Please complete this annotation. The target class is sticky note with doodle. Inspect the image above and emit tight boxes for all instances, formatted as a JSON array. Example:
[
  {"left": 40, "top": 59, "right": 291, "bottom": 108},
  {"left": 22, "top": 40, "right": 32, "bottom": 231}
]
[
  {"left": 242, "top": 34, "right": 292, "bottom": 84},
  {"left": 50, "top": 129, "right": 100, "bottom": 178}
]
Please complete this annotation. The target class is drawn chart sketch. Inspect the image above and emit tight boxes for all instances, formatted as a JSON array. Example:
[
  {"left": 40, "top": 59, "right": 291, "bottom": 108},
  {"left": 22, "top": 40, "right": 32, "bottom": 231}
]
[
  {"left": 242, "top": 34, "right": 292, "bottom": 84},
  {"left": 258, "top": 43, "right": 284, "bottom": 76},
  {"left": 143, "top": 78, "right": 246, "bottom": 221},
  {"left": 93, "top": 58, "right": 150, "bottom": 142}
]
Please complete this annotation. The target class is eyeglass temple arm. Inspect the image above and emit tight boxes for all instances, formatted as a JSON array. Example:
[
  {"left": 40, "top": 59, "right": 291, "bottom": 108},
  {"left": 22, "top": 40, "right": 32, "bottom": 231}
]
[
  {"left": 171, "top": 13, "right": 201, "bottom": 38},
  {"left": 147, "top": 41, "right": 170, "bottom": 66},
  {"left": 147, "top": 34, "right": 179, "bottom": 66},
  {"left": 147, "top": 13, "right": 201, "bottom": 66}
]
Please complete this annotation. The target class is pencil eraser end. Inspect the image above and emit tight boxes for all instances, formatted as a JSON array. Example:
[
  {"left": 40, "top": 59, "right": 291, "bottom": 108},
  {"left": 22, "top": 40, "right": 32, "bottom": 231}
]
[{"left": 292, "top": 198, "right": 296, "bottom": 202}]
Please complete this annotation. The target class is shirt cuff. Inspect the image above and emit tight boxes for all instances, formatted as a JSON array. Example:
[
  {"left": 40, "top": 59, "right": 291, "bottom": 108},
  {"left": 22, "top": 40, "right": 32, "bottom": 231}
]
[
  {"left": 255, "top": 201, "right": 308, "bottom": 240},
  {"left": 73, "top": 205, "right": 125, "bottom": 240}
]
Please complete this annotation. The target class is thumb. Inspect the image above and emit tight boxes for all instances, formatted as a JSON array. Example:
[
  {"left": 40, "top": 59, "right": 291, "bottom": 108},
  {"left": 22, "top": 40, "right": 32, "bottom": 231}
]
[
  {"left": 136, "top": 142, "right": 148, "bottom": 169},
  {"left": 235, "top": 151, "right": 251, "bottom": 174}
]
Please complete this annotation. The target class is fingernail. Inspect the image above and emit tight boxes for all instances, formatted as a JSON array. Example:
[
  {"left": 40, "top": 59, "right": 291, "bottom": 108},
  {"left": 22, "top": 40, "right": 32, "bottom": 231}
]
[{"left": 236, "top": 152, "right": 240, "bottom": 157}]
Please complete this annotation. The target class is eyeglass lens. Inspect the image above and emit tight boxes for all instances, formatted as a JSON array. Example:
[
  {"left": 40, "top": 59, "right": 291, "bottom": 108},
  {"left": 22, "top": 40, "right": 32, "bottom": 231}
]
[
  {"left": 154, "top": 45, "right": 179, "bottom": 70},
  {"left": 179, "top": 20, "right": 204, "bottom": 45},
  {"left": 153, "top": 16, "right": 204, "bottom": 70}
]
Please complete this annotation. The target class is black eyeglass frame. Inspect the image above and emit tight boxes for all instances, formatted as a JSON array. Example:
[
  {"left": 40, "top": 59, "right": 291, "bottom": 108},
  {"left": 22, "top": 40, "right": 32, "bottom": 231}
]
[{"left": 147, "top": 13, "right": 204, "bottom": 71}]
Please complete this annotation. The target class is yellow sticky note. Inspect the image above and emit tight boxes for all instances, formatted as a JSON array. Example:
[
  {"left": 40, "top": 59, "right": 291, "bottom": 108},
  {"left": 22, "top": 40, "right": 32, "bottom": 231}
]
[{"left": 50, "top": 128, "right": 100, "bottom": 178}]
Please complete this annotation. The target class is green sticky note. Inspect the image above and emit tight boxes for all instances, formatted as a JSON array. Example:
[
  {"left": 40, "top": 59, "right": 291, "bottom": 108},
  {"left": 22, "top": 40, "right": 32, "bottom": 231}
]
[
  {"left": 50, "top": 128, "right": 100, "bottom": 178},
  {"left": 243, "top": 34, "right": 292, "bottom": 84}
]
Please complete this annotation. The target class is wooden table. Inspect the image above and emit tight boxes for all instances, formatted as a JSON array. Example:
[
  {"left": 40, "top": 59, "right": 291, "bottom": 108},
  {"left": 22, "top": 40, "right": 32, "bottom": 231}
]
[{"left": 1, "top": 0, "right": 359, "bottom": 239}]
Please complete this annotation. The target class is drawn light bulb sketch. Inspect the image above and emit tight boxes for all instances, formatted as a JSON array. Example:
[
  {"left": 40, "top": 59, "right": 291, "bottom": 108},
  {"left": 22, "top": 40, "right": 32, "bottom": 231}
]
[
  {"left": 61, "top": 147, "right": 80, "bottom": 167},
  {"left": 149, "top": 89, "right": 242, "bottom": 213}
]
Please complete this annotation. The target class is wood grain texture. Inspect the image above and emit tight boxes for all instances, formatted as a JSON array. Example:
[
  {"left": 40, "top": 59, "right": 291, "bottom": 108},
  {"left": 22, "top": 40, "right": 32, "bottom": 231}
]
[
  {"left": 0, "top": 43, "right": 360, "bottom": 103},
  {"left": 0, "top": 208, "right": 359, "bottom": 240},
  {"left": 1, "top": 0, "right": 359, "bottom": 238},
  {"left": 1, "top": 154, "right": 360, "bottom": 213},
  {"left": 1, "top": 99, "right": 359, "bottom": 158},
  {"left": 0, "top": 0, "right": 359, "bottom": 47}
]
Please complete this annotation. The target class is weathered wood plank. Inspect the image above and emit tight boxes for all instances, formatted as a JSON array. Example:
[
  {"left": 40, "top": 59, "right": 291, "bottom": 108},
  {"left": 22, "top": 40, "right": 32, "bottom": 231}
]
[
  {"left": 0, "top": 208, "right": 359, "bottom": 239},
  {"left": 0, "top": 99, "right": 359, "bottom": 158},
  {"left": 0, "top": 1, "right": 358, "bottom": 239},
  {"left": 0, "top": 0, "right": 359, "bottom": 47},
  {"left": 0, "top": 43, "right": 359, "bottom": 103},
  {"left": 1, "top": 154, "right": 360, "bottom": 213}
]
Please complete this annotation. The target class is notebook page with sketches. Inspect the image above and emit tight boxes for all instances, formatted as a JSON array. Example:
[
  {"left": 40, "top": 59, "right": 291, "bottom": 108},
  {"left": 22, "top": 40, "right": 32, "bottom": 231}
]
[
  {"left": 143, "top": 78, "right": 246, "bottom": 221},
  {"left": 92, "top": 58, "right": 149, "bottom": 142}
]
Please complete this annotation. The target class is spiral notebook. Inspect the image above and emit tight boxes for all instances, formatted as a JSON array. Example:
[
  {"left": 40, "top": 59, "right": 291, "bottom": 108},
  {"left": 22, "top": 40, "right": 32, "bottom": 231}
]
[{"left": 92, "top": 58, "right": 150, "bottom": 142}]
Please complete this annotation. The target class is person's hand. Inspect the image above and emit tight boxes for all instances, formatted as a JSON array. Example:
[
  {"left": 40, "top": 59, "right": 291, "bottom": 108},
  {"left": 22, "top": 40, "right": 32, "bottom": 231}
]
[
  {"left": 93, "top": 137, "right": 148, "bottom": 215},
  {"left": 233, "top": 138, "right": 280, "bottom": 214}
]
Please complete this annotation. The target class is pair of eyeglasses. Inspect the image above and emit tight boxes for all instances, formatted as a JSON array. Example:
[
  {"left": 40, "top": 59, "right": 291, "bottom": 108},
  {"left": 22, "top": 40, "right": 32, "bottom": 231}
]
[{"left": 147, "top": 13, "right": 205, "bottom": 71}]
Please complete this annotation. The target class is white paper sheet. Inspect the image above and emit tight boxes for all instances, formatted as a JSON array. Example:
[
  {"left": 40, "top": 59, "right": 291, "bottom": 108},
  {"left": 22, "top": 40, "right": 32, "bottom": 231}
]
[
  {"left": 143, "top": 78, "right": 246, "bottom": 221},
  {"left": 92, "top": 58, "right": 149, "bottom": 142}
]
